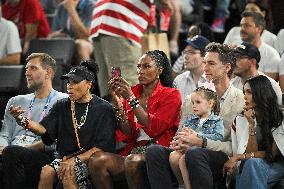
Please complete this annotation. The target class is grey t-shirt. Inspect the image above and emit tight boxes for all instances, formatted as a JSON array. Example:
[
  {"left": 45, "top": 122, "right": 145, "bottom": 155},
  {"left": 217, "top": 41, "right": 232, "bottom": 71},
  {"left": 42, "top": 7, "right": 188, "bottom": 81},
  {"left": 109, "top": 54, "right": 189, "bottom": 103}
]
[{"left": 0, "top": 90, "right": 68, "bottom": 146}]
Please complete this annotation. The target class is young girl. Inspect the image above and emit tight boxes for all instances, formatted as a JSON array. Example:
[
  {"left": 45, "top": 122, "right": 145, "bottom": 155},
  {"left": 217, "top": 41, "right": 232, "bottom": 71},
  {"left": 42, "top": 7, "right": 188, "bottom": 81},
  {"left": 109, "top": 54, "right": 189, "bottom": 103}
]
[{"left": 170, "top": 86, "right": 224, "bottom": 189}]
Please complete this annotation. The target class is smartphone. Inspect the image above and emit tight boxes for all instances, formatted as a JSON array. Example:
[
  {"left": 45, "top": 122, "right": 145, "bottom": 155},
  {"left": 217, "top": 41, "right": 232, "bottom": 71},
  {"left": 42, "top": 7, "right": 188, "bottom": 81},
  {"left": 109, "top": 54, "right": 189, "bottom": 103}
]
[{"left": 111, "top": 66, "right": 121, "bottom": 78}]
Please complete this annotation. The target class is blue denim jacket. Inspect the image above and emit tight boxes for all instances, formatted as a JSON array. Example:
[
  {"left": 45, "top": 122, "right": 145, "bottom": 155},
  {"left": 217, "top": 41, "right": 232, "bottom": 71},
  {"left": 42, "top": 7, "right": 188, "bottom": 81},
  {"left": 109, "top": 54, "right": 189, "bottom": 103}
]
[{"left": 182, "top": 113, "right": 224, "bottom": 141}]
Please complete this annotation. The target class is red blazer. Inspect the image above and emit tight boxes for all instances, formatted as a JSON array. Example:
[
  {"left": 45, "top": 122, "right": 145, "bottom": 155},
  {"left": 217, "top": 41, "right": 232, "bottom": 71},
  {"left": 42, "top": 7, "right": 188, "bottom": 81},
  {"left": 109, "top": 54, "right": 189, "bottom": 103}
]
[{"left": 116, "top": 81, "right": 181, "bottom": 156}]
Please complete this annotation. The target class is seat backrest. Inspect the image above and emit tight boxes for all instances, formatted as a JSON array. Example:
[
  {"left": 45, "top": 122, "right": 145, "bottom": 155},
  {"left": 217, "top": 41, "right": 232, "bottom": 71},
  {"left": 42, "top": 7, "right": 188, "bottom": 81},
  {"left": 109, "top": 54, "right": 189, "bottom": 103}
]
[
  {"left": 0, "top": 65, "right": 25, "bottom": 93},
  {"left": 27, "top": 38, "right": 75, "bottom": 65}
]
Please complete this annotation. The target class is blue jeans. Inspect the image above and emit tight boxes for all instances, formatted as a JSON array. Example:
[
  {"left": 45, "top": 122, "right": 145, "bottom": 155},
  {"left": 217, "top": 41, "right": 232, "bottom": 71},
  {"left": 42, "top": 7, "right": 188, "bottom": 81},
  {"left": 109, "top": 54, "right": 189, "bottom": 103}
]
[{"left": 236, "top": 158, "right": 284, "bottom": 189}]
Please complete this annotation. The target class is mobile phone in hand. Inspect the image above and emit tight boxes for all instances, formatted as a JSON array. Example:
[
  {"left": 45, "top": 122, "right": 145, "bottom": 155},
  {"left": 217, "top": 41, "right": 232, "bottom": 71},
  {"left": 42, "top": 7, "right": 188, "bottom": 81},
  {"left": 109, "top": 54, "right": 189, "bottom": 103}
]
[{"left": 111, "top": 66, "right": 121, "bottom": 78}]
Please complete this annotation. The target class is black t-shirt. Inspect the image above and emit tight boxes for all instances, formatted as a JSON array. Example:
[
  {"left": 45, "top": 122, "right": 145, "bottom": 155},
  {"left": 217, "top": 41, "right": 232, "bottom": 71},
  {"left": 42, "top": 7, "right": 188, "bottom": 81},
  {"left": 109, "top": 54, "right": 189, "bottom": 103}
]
[{"left": 40, "top": 96, "right": 116, "bottom": 156}]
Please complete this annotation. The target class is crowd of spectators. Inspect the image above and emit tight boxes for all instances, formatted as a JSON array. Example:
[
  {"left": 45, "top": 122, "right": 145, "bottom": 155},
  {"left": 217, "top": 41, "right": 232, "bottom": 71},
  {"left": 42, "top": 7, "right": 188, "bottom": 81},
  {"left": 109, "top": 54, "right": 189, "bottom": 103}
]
[{"left": 1, "top": 0, "right": 284, "bottom": 188}]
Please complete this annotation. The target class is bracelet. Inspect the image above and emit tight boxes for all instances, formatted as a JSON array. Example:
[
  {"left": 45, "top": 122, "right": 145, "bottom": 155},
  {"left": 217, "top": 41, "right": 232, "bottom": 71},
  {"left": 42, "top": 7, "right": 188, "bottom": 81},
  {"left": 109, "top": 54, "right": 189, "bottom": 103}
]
[
  {"left": 201, "top": 137, "right": 207, "bottom": 148},
  {"left": 249, "top": 128, "right": 256, "bottom": 136},
  {"left": 128, "top": 97, "right": 140, "bottom": 109},
  {"left": 250, "top": 152, "right": 255, "bottom": 158},
  {"left": 75, "top": 156, "right": 82, "bottom": 163},
  {"left": 113, "top": 106, "right": 123, "bottom": 112},
  {"left": 19, "top": 116, "right": 31, "bottom": 129},
  {"left": 127, "top": 94, "right": 136, "bottom": 102},
  {"left": 26, "top": 119, "right": 31, "bottom": 129},
  {"left": 115, "top": 112, "right": 128, "bottom": 125}
]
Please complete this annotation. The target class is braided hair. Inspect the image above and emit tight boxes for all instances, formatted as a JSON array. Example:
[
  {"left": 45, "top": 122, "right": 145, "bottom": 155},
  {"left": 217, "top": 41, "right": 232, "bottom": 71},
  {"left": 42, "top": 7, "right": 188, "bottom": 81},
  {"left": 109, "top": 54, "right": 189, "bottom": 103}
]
[{"left": 145, "top": 50, "right": 173, "bottom": 88}]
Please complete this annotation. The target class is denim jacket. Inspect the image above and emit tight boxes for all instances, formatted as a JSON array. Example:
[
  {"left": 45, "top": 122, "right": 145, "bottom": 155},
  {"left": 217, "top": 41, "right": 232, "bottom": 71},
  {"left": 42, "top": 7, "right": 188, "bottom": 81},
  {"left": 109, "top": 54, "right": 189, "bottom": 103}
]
[{"left": 182, "top": 113, "right": 224, "bottom": 141}]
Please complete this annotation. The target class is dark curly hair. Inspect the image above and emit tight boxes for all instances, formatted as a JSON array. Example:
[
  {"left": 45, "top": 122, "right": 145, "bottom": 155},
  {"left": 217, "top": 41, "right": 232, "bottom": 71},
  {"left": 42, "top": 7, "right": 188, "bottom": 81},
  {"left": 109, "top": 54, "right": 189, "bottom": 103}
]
[
  {"left": 194, "top": 87, "right": 220, "bottom": 115},
  {"left": 205, "top": 43, "right": 236, "bottom": 78},
  {"left": 145, "top": 50, "right": 173, "bottom": 88},
  {"left": 244, "top": 75, "right": 283, "bottom": 162}
]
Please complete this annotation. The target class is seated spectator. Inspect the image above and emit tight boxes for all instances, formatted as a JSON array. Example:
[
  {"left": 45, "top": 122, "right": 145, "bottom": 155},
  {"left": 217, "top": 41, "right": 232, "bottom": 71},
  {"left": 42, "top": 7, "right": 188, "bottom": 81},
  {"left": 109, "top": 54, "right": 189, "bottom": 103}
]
[
  {"left": 2, "top": 0, "right": 51, "bottom": 54},
  {"left": 0, "top": 1, "right": 21, "bottom": 65},
  {"left": 0, "top": 53, "right": 67, "bottom": 189},
  {"left": 88, "top": 50, "right": 181, "bottom": 189},
  {"left": 169, "top": 87, "right": 224, "bottom": 189},
  {"left": 224, "top": 0, "right": 276, "bottom": 48},
  {"left": 224, "top": 75, "right": 284, "bottom": 188},
  {"left": 239, "top": 11, "right": 280, "bottom": 81},
  {"left": 146, "top": 43, "right": 244, "bottom": 189},
  {"left": 173, "top": 35, "right": 209, "bottom": 103},
  {"left": 231, "top": 42, "right": 282, "bottom": 104},
  {"left": 172, "top": 22, "right": 214, "bottom": 76},
  {"left": 8, "top": 61, "right": 116, "bottom": 189},
  {"left": 49, "top": 0, "right": 95, "bottom": 64}
]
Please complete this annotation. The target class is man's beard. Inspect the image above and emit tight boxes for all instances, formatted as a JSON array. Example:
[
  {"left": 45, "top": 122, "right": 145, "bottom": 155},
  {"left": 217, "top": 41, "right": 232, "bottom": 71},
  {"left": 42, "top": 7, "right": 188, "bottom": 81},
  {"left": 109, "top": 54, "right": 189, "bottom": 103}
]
[
  {"left": 28, "top": 81, "right": 43, "bottom": 91},
  {"left": 241, "top": 32, "right": 255, "bottom": 43}
]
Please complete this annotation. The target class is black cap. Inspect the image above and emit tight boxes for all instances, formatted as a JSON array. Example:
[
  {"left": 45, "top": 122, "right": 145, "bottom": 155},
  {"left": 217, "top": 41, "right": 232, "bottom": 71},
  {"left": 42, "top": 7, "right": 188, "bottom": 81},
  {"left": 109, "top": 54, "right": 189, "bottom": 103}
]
[
  {"left": 61, "top": 66, "right": 95, "bottom": 82},
  {"left": 234, "top": 42, "right": 261, "bottom": 63},
  {"left": 185, "top": 35, "right": 210, "bottom": 51}
]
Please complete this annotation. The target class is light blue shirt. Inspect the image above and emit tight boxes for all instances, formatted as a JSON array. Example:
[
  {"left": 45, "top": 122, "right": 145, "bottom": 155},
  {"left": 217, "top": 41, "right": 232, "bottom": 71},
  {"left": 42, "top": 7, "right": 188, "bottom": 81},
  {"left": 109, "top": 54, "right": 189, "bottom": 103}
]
[
  {"left": 173, "top": 71, "right": 206, "bottom": 103},
  {"left": 0, "top": 90, "right": 68, "bottom": 146}
]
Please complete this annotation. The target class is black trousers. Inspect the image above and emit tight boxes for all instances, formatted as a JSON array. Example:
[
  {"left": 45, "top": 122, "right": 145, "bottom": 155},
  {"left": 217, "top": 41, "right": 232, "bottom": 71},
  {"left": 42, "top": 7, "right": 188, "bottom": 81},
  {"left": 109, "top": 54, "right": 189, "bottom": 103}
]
[
  {"left": 1, "top": 145, "right": 54, "bottom": 189},
  {"left": 185, "top": 148, "right": 229, "bottom": 189},
  {"left": 145, "top": 145, "right": 177, "bottom": 189}
]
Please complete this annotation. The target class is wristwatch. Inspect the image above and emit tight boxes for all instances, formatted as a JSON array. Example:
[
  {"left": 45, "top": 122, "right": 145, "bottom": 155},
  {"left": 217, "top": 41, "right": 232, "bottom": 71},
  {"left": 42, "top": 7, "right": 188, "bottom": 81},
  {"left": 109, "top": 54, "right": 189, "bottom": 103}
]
[{"left": 19, "top": 115, "right": 27, "bottom": 128}]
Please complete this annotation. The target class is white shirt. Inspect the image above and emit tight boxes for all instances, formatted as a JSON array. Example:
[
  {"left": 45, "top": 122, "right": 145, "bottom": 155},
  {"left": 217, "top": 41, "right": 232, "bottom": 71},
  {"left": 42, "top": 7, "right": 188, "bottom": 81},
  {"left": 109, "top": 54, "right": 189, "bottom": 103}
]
[
  {"left": 223, "top": 26, "right": 277, "bottom": 48},
  {"left": 275, "top": 29, "right": 284, "bottom": 56},
  {"left": 258, "top": 42, "right": 280, "bottom": 73},
  {"left": 0, "top": 18, "right": 22, "bottom": 59},
  {"left": 279, "top": 55, "right": 284, "bottom": 76},
  {"left": 231, "top": 72, "right": 282, "bottom": 105},
  {"left": 173, "top": 71, "right": 207, "bottom": 103}
]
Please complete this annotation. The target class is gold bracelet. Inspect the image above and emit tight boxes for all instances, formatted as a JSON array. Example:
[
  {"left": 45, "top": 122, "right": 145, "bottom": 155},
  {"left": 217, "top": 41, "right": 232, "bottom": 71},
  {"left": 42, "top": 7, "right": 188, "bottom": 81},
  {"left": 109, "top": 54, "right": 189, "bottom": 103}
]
[
  {"left": 249, "top": 128, "right": 256, "bottom": 136},
  {"left": 115, "top": 112, "right": 128, "bottom": 125},
  {"left": 114, "top": 106, "right": 123, "bottom": 112}
]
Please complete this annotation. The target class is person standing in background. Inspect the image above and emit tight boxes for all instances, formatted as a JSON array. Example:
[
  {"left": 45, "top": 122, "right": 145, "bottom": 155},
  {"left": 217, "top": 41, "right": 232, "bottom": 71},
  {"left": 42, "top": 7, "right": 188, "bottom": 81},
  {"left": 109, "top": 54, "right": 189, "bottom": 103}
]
[{"left": 2, "top": 0, "right": 51, "bottom": 54}]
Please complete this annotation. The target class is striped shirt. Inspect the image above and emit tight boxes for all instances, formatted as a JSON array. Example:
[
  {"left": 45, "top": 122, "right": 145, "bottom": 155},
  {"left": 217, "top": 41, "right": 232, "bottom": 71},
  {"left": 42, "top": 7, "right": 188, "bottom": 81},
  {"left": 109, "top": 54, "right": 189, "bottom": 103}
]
[{"left": 90, "top": 0, "right": 151, "bottom": 46}]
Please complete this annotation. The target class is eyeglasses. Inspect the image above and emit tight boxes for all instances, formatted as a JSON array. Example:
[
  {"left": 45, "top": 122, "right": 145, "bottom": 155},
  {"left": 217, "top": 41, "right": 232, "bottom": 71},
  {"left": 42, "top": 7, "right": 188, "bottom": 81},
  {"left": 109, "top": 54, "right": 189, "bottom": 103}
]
[{"left": 182, "top": 50, "right": 201, "bottom": 56}]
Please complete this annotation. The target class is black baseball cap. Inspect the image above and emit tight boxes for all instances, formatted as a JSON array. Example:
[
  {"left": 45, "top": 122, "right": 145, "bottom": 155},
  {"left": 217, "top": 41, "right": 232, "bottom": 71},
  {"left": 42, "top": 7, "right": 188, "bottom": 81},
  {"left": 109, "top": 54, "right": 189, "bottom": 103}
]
[
  {"left": 185, "top": 35, "right": 210, "bottom": 51},
  {"left": 61, "top": 66, "right": 95, "bottom": 82},
  {"left": 234, "top": 42, "right": 261, "bottom": 63}
]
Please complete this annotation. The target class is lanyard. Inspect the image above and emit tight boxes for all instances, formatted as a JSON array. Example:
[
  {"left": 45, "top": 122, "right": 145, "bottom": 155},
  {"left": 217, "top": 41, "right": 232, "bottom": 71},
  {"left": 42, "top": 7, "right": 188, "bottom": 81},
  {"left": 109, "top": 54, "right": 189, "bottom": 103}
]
[
  {"left": 26, "top": 89, "right": 55, "bottom": 122},
  {"left": 70, "top": 101, "right": 82, "bottom": 150}
]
